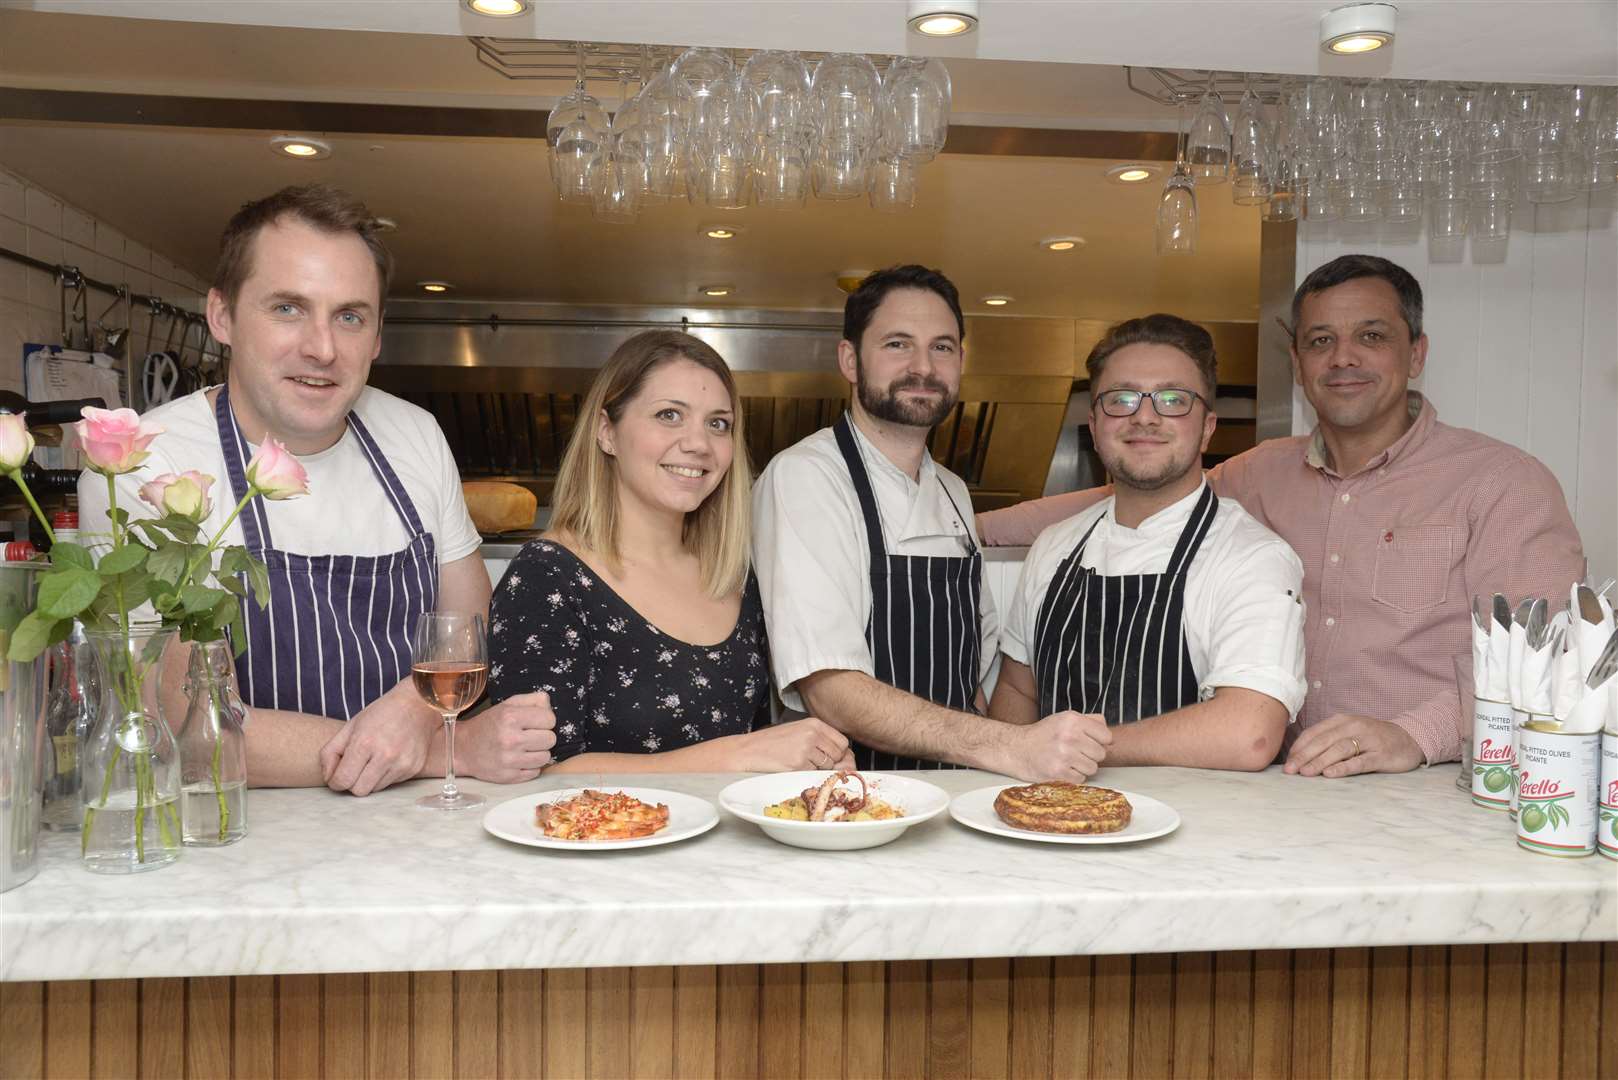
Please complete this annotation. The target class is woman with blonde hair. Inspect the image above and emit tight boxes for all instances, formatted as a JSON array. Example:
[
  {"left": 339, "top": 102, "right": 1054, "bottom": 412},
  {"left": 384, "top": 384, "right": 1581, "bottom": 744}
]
[{"left": 488, "top": 329, "right": 852, "bottom": 772}]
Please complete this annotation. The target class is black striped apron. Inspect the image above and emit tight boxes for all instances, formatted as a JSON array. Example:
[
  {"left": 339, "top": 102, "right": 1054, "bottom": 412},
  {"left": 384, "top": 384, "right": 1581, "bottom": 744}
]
[
  {"left": 215, "top": 388, "right": 438, "bottom": 721},
  {"left": 833, "top": 413, "right": 981, "bottom": 771},
  {"left": 1032, "top": 485, "right": 1218, "bottom": 724}
]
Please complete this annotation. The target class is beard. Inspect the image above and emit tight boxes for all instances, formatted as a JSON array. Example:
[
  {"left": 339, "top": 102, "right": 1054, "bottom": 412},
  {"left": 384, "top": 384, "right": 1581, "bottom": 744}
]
[
  {"left": 855, "top": 354, "right": 958, "bottom": 429},
  {"left": 1097, "top": 439, "right": 1201, "bottom": 492}
]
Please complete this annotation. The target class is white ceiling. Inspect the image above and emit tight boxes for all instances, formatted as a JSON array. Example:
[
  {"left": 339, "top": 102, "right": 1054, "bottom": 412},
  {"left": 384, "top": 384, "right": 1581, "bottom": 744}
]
[{"left": 6, "top": 0, "right": 1615, "bottom": 85}]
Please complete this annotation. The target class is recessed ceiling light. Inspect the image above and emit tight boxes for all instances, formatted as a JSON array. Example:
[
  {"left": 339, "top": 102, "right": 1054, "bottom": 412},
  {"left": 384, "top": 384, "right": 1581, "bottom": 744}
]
[
  {"left": 982, "top": 295, "right": 1012, "bottom": 307},
  {"left": 1107, "top": 164, "right": 1158, "bottom": 184},
  {"left": 835, "top": 270, "right": 872, "bottom": 294},
  {"left": 908, "top": 0, "right": 978, "bottom": 36},
  {"left": 701, "top": 225, "right": 740, "bottom": 240},
  {"left": 270, "top": 136, "right": 331, "bottom": 160},
  {"left": 418, "top": 281, "right": 452, "bottom": 293},
  {"left": 462, "top": 0, "right": 529, "bottom": 15},
  {"left": 699, "top": 284, "right": 735, "bottom": 297},
  {"left": 1320, "top": 2, "right": 1396, "bottom": 54},
  {"left": 1040, "top": 236, "right": 1086, "bottom": 252}
]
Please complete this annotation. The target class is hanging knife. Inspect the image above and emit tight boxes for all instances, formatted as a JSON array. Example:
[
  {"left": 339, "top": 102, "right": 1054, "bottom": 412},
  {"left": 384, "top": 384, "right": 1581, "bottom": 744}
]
[
  {"left": 1525, "top": 597, "right": 1548, "bottom": 649},
  {"left": 1493, "top": 593, "right": 1512, "bottom": 631}
]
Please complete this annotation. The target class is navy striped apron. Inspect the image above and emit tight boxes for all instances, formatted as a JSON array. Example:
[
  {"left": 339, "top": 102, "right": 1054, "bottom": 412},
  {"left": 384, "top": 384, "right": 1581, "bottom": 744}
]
[
  {"left": 215, "top": 388, "right": 438, "bottom": 721},
  {"left": 833, "top": 412, "right": 981, "bottom": 771},
  {"left": 1032, "top": 485, "right": 1218, "bottom": 724}
]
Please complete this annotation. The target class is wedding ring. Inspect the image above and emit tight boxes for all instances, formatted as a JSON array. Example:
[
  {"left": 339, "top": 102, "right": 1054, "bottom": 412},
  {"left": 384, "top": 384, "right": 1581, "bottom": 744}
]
[{"left": 1350, "top": 737, "right": 1361, "bottom": 757}]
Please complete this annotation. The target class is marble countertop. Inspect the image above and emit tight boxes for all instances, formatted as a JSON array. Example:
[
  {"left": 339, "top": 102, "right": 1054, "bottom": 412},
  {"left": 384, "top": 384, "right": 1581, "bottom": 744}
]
[{"left": 2, "top": 766, "right": 1613, "bottom": 982}]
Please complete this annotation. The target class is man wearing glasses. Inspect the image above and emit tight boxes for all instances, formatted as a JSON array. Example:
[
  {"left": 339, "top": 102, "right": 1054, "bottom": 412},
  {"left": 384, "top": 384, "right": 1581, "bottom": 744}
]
[
  {"left": 983, "top": 256, "right": 1584, "bottom": 778},
  {"left": 989, "top": 314, "right": 1307, "bottom": 770}
]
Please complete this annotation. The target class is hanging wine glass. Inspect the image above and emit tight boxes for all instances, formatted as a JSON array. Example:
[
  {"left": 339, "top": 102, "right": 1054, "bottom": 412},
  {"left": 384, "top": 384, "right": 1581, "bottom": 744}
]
[
  {"left": 1230, "top": 78, "right": 1272, "bottom": 205},
  {"left": 548, "top": 58, "right": 611, "bottom": 205},
  {"left": 1157, "top": 102, "right": 1197, "bottom": 255},
  {"left": 1187, "top": 83, "right": 1231, "bottom": 185},
  {"left": 1265, "top": 108, "right": 1301, "bottom": 222},
  {"left": 640, "top": 67, "right": 693, "bottom": 201},
  {"left": 877, "top": 57, "right": 951, "bottom": 163},
  {"left": 810, "top": 53, "right": 881, "bottom": 199}
]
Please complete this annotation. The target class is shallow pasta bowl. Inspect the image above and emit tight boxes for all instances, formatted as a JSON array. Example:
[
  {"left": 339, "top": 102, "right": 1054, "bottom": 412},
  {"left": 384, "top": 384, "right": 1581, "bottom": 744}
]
[{"left": 718, "top": 771, "right": 949, "bottom": 850}]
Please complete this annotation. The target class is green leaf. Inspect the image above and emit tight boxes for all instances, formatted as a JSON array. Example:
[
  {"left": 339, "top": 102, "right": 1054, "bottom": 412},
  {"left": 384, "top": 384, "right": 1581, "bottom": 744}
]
[
  {"left": 227, "top": 606, "right": 247, "bottom": 656},
  {"left": 5, "top": 611, "right": 62, "bottom": 662},
  {"left": 160, "top": 518, "right": 201, "bottom": 543},
  {"left": 48, "top": 542, "right": 95, "bottom": 572},
  {"left": 97, "top": 544, "right": 149, "bottom": 576},
  {"left": 244, "top": 558, "right": 271, "bottom": 607},
  {"left": 107, "top": 508, "right": 128, "bottom": 527},
  {"left": 180, "top": 583, "right": 224, "bottom": 615},
  {"left": 217, "top": 547, "right": 250, "bottom": 577},
  {"left": 209, "top": 593, "right": 239, "bottom": 631},
  {"left": 146, "top": 544, "right": 192, "bottom": 587},
  {"left": 216, "top": 575, "right": 247, "bottom": 599},
  {"left": 36, "top": 569, "right": 102, "bottom": 619}
]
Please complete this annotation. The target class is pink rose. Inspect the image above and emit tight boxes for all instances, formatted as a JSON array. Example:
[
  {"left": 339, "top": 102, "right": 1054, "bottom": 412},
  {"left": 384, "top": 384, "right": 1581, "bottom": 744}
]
[
  {"left": 138, "top": 470, "right": 215, "bottom": 523},
  {"left": 244, "top": 438, "right": 309, "bottom": 501},
  {"left": 0, "top": 412, "right": 35, "bottom": 472},
  {"left": 75, "top": 406, "right": 164, "bottom": 476}
]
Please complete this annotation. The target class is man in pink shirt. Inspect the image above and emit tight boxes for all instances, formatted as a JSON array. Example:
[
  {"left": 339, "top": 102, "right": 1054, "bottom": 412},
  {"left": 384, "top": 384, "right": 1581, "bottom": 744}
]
[{"left": 979, "top": 254, "right": 1585, "bottom": 777}]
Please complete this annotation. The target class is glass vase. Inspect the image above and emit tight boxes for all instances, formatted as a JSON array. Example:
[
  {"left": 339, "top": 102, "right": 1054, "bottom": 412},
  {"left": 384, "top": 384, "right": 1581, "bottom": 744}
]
[
  {"left": 177, "top": 639, "right": 247, "bottom": 846},
  {"left": 80, "top": 626, "right": 181, "bottom": 874},
  {"left": 41, "top": 629, "right": 97, "bottom": 832}
]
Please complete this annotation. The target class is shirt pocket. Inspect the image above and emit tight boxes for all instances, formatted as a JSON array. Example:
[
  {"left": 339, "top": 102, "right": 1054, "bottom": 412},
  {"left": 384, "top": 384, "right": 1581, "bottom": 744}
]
[{"left": 1369, "top": 524, "right": 1457, "bottom": 614}]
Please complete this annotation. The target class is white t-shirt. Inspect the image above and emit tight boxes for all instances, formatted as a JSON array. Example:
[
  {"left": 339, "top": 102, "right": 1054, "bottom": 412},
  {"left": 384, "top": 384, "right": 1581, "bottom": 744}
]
[
  {"left": 1001, "top": 480, "right": 1308, "bottom": 717},
  {"left": 752, "top": 421, "right": 999, "bottom": 712},
  {"left": 77, "top": 387, "right": 480, "bottom": 565}
]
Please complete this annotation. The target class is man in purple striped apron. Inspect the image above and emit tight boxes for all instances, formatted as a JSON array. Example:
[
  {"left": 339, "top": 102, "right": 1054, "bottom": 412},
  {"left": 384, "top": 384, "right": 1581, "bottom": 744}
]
[
  {"left": 754, "top": 266, "right": 1110, "bottom": 781},
  {"left": 989, "top": 316, "right": 1306, "bottom": 769},
  {"left": 79, "top": 185, "right": 555, "bottom": 795}
]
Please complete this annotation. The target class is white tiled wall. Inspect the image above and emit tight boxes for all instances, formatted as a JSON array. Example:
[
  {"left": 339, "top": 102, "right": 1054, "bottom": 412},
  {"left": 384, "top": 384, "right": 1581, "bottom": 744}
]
[{"left": 0, "top": 166, "right": 211, "bottom": 400}]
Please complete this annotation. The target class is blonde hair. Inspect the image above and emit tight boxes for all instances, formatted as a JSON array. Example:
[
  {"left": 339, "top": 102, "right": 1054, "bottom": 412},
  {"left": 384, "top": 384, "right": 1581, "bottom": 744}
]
[{"left": 550, "top": 330, "right": 753, "bottom": 597}]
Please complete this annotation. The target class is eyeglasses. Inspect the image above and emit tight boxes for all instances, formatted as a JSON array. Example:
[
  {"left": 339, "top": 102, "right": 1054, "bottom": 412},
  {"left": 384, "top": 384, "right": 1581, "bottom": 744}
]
[{"left": 1094, "top": 387, "right": 1208, "bottom": 418}]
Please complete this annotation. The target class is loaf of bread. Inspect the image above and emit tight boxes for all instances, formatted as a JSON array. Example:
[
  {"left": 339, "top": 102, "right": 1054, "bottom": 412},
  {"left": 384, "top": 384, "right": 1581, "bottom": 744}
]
[{"left": 462, "top": 481, "right": 537, "bottom": 534}]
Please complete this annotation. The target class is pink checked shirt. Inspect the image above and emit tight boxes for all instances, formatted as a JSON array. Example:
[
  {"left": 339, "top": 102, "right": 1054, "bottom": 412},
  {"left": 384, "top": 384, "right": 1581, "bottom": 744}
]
[{"left": 979, "top": 395, "right": 1585, "bottom": 764}]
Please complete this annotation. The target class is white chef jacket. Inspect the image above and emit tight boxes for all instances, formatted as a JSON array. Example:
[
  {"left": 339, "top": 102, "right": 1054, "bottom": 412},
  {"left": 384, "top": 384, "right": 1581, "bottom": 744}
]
[
  {"left": 1001, "top": 480, "right": 1308, "bottom": 717},
  {"left": 753, "top": 423, "right": 999, "bottom": 712}
]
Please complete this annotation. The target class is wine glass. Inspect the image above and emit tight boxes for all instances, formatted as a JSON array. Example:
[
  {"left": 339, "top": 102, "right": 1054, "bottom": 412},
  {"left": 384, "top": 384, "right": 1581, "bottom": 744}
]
[
  {"left": 1157, "top": 102, "right": 1197, "bottom": 256},
  {"left": 411, "top": 612, "right": 488, "bottom": 811},
  {"left": 1230, "top": 80, "right": 1272, "bottom": 205},
  {"left": 1187, "top": 84, "right": 1231, "bottom": 185}
]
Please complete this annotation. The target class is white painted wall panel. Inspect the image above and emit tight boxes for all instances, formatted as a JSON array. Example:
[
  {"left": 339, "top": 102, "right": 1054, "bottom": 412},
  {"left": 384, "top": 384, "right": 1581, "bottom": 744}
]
[{"left": 1294, "top": 187, "right": 1618, "bottom": 587}]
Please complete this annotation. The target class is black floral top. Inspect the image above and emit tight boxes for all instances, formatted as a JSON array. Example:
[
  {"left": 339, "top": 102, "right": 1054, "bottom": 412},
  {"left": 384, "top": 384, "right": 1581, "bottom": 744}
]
[{"left": 488, "top": 540, "right": 769, "bottom": 761}]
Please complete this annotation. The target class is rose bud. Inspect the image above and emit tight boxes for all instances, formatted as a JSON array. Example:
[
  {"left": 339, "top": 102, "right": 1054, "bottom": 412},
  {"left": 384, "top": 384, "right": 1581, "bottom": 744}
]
[
  {"left": 0, "top": 412, "right": 35, "bottom": 473},
  {"left": 244, "top": 438, "right": 309, "bottom": 501},
  {"left": 75, "top": 406, "right": 164, "bottom": 475},
  {"left": 138, "top": 470, "right": 215, "bottom": 523}
]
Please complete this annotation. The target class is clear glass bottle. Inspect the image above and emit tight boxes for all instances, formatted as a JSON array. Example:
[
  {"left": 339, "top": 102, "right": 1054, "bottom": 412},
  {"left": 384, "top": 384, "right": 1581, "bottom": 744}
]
[
  {"left": 79, "top": 626, "right": 182, "bottom": 873},
  {"left": 41, "top": 628, "right": 97, "bottom": 832},
  {"left": 177, "top": 639, "right": 248, "bottom": 847}
]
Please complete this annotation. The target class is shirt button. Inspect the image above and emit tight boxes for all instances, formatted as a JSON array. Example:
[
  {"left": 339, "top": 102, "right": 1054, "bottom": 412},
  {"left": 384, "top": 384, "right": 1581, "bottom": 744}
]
[
  {"left": 1330, "top": 553, "right": 1341, "bottom": 564},
  {"left": 1325, "top": 617, "right": 1336, "bottom": 627},
  {"left": 1312, "top": 680, "right": 1323, "bottom": 690},
  {"left": 1340, "top": 493, "right": 1352, "bottom": 504}
]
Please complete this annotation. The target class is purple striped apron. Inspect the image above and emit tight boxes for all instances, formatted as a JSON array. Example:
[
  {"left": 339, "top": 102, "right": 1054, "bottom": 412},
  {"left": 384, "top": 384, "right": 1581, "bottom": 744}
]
[{"left": 215, "top": 388, "right": 438, "bottom": 720}]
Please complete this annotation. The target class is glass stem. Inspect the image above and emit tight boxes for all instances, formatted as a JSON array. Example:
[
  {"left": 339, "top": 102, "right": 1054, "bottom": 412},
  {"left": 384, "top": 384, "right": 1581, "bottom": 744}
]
[{"left": 442, "top": 713, "right": 459, "bottom": 799}]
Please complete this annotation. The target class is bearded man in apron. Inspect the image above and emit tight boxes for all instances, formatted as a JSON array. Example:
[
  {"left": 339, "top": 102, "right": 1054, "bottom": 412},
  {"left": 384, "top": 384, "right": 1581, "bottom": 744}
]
[
  {"left": 753, "top": 266, "right": 1110, "bottom": 782},
  {"left": 78, "top": 185, "right": 555, "bottom": 795},
  {"left": 990, "top": 315, "right": 1307, "bottom": 770}
]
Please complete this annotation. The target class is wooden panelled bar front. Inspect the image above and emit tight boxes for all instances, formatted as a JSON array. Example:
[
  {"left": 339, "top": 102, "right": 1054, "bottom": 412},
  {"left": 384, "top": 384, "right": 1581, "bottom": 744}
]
[{"left": 4, "top": 946, "right": 1615, "bottom": 1078}]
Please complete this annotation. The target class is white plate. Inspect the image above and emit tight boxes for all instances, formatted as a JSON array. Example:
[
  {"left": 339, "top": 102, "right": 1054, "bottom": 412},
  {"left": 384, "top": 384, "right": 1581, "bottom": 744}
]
[
  {"left": 949, "top": 785, "right": 1181, "bottom": 845},
  {"left": 719, "top": 771, "right": 950, "bottom": 851},
  {"left": 482, "top": 787, "right": 719, "bottom": 851}
]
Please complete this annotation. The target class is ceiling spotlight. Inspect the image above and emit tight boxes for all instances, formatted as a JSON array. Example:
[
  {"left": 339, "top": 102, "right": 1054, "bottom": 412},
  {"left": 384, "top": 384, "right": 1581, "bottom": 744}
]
[
  {"left": 699, "top": 284, "right": 734, "bottom": 298},
  {"left": 1106, "top": 164, "right": 1158, "bottom": 184},
  {"left": 701, "top": 225, "right": 740, "bottom": 240},
  {"left": 1040, "top": 236, "right": 1086, "bottom": 252},
  {"left": 418, "top": 281, "right": 452, "bottom": 294},
  {"left": 270, "top": 136, "right": 331, "bottom": 160},
  {"left": 982, "top": 295, "right": 1013, "bottom": 307},
  {"left": 1320, "top": 2, "right": 1397, "bottom": 54},
  {"left": 908, "top": 0, "right": 978, "bottom": 36},
  {"left": 462, "top": 0, "right": 529, "bottom": 15}
]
